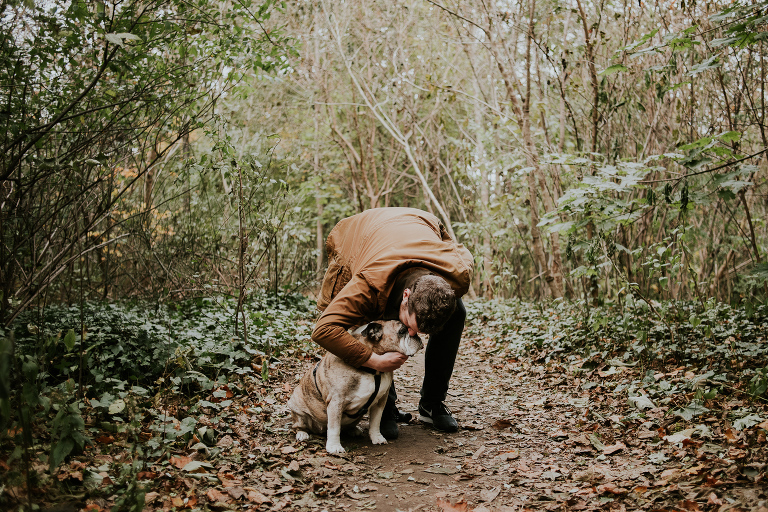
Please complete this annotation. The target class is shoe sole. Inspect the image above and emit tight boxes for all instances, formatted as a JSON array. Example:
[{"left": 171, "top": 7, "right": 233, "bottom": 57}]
[{"left": 419, "top": 414, "right": 459, "bottom": 433}]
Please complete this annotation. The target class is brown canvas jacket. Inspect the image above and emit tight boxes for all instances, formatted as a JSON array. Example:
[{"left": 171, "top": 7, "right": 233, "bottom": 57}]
[{"left": 312, "top": 208, "right": 474, "bottom": 367}]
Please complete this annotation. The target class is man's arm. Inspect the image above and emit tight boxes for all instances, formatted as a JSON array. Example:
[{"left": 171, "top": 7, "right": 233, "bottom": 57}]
[{"left": 311, "top": 276, "right": 377, "bottom": 368}]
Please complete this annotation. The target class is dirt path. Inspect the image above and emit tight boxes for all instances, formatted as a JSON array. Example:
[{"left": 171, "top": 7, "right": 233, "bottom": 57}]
[
  {"left": 268, "top": 334, "right": 766, "bottom": 512},
  {"left": 58, "top": 328, "right": 761, "bottom": 512}
]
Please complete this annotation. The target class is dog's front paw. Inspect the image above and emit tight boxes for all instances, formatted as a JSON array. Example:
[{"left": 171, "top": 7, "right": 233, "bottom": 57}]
[
  {"left": 326, "top": 441, "right": 346, "bottom": 455},
  {"left": 296, "top": 431, "right": 310, "bottom": 442},
  {"left": 370, "top": 433, "right": 388, "bottom": 445}
]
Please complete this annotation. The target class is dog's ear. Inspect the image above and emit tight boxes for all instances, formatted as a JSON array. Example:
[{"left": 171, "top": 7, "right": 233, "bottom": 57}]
[{"left": 363, "top": 322, "right": 384, "bottom": 343}]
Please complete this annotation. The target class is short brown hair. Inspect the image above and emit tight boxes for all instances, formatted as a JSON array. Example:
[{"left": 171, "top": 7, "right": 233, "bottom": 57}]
[{"left": 407, "top": 275, "right": 456, "bottom": 334}]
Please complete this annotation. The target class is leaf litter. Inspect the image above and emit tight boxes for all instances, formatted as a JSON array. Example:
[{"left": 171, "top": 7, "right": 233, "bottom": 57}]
[{"left": 3, "top": 301, "right": 768, "bottom": 512}]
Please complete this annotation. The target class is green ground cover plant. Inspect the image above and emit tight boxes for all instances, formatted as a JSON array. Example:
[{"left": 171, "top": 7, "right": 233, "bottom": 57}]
[
  {"left": 0, "top": 293, "right": 316, "bottom": 510},
  {"left": 1, "top": 295, "right": 767, "bottom": 510}
]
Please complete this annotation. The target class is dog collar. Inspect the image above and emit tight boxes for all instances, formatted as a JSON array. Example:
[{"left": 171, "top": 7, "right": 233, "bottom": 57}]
[{"left": 312, "top": 361, "right": 322, "bottom": 396}]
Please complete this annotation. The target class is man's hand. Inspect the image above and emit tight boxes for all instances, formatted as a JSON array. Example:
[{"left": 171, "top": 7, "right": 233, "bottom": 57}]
[{"left": 363, "top": 351, "right": 407, "bottom": 372}]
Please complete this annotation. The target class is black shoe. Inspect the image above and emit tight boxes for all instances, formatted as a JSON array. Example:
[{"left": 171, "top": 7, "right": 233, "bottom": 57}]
[
  {"left": 395, "top": 410, "right": 413, "bottom": 423},
  {"left": 380, "top": 414, "right": 399, "bottom": 440},
  {"left": 418, "top": 401, "right": 458, "bottom": 433},
  {"left": 380, "top": 408, "right": 413, "bottom": 440}
]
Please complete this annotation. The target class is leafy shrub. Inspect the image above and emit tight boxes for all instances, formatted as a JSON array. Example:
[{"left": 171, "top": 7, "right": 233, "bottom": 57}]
[
  {"left": 465, "top": 298, "right": 768, "bottom": 380},
  {"left": 11, "top": 293, "right": 316, "bottom": 396}
]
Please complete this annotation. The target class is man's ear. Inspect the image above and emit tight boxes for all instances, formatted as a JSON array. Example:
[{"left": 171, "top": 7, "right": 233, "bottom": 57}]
[{"left": 363, "top": 322, "right": 383, "bottom": 343}]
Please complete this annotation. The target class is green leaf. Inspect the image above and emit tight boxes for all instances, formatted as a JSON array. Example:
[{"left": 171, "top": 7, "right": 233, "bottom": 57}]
[
  {"left": 733, "top": 413, "right": 763, "bottom": 431},
  {"left": 600, "top": 64, "right": 628, "bottom": 76},
  {"left": 261, "top": 360, "right": 269, "bottom": 381},
  {"left": 108, "top": 399, "right": 126, "bottom": 415},
  {"left": 687, "top": 56, "right": 720, "bottom": 76},
  {"left": 718, "top": 131, "right": 741, "bottom": 143},
  {"left": 50, "top": 437, "right": 75, "bottom": 471},
  {"left": 105, "top": 33, "right": 125, "bottom": 46},
  {"left": 63, "top": 329, "right": 77, "bottom": 352},
  {"left": 628, "top": 394, "right": 656, "bottom": 410},
  {"left": 717, "top": 188, "right": 736, "bottom": 201},
  {"left": 672, "top": 400, "right": 709, "bottom": 421},
  {"left": 678, "top": 136, "right": 713, "bottom": 151}
]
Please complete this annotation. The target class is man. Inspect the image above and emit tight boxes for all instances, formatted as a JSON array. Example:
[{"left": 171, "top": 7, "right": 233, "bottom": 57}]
[{"left": 313, "top": 207, "right": 474, "bottom": 439}]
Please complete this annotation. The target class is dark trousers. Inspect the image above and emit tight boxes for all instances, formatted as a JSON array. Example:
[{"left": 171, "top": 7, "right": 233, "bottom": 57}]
[{"left": 387, "top": 298, "right": 466, "bottom": 410}]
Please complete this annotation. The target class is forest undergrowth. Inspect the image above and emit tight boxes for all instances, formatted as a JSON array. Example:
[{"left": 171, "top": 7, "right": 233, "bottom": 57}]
[{"left": 0, "top": 294, "right": 766, "bottom": 511}]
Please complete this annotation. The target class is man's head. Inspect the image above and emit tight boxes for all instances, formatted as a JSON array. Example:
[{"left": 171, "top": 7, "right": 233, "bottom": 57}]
[{"left": 399, "top": 274, "right": 456, "bottom": 336}]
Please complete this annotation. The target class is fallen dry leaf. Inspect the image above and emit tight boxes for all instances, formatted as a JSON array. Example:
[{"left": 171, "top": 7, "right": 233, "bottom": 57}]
[
  {"left": 206, "top": 488, "right": 230, "bottom": 503},
  {"left": 491, "top": 419, "right": 513, "bottom": 430},
  {"left": 57, "top": 470, "right": 82, "bottom": 482},
  {"left": 498, "top": 449, "right": 519, "bottom": 461},
  {"left": 707, "top": 493, "right": 724, "bottom": 506},
  {"left": 573, "top": 468, "right": 604, "bottom": 483},
  {"left": 170, "top": 455, "right": 192, "bottom": 470},
  {"left": 226, "top": 487, "right": 246, "bottom": 500},
  {"left": 218, "top": 471, "right": 242, "bottom": 487},
  {"left": 436, "top": 497, "right": 470, "bottom": 512},
  {"left": 704, "top": 473, "right": 725, "bottom": 486},
  {"left": 597, "top": 483, "right": 628, "bottom": 495},
  {"left": 462, "top": 420, "right": 484, "bottom": 430},
  {"left": 660, "top": 468, "right": 682, "bottom": 481},
  {"left": 479, "top": 487, "right": 500, "bottom": 502},
  {"left": 679, "top": 499, "right": 703, "bottom": 512},
  {"left": 603, "top": 441, "right": 626, "bottom": 455},
  {"left": 570, "top": 433, "right": 590, "bottom": 445},
  {"left": 246, "top": 489, "right": 272, "bottom": 505}
]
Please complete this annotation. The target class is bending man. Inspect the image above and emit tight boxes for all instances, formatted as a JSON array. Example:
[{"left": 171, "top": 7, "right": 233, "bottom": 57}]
[{"left": 312, "top": 207, "right": 474, "bottom": 439}]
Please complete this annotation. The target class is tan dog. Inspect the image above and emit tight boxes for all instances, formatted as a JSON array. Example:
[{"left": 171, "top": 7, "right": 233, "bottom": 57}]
[{"left": 287, "top": 320, "right": 423, "bottom": 454}]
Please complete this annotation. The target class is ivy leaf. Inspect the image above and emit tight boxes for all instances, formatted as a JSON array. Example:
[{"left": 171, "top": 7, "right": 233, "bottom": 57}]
[
  {"left": 733, "top": 414, "right": 764, "bottom": 431},
  {"left": 673, "top": 400, "right": 709, "bottom": 421},
  {"left": 628, "top": 394, "right": 656, "bottom": 410},
  {"left": 63, "top": 329, "right": 77, "bottom": 352},
  {"left": 108, "top": 399, "right": 126, "bottom": 415}
]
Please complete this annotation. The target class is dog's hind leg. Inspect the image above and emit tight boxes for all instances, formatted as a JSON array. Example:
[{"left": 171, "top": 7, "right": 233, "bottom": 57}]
[
  {"left": 291, "top": 412, "right": 313, "bottom": 443},
  {"left": 325, "top": 399, "right": 346, "bottom": 454},
  {"left": 367, "top": 398, "right": 388, "bottom": 445}
]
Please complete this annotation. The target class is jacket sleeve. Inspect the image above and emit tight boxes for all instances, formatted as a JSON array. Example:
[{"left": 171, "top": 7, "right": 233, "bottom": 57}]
[{"left": 311, "top": 275, "right": 378, "bottom": 367}]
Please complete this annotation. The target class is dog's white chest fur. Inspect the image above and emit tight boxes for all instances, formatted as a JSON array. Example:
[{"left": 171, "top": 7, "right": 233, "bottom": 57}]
[{"left": 346, "top": 372, "right": 393, "bottom": 414}]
